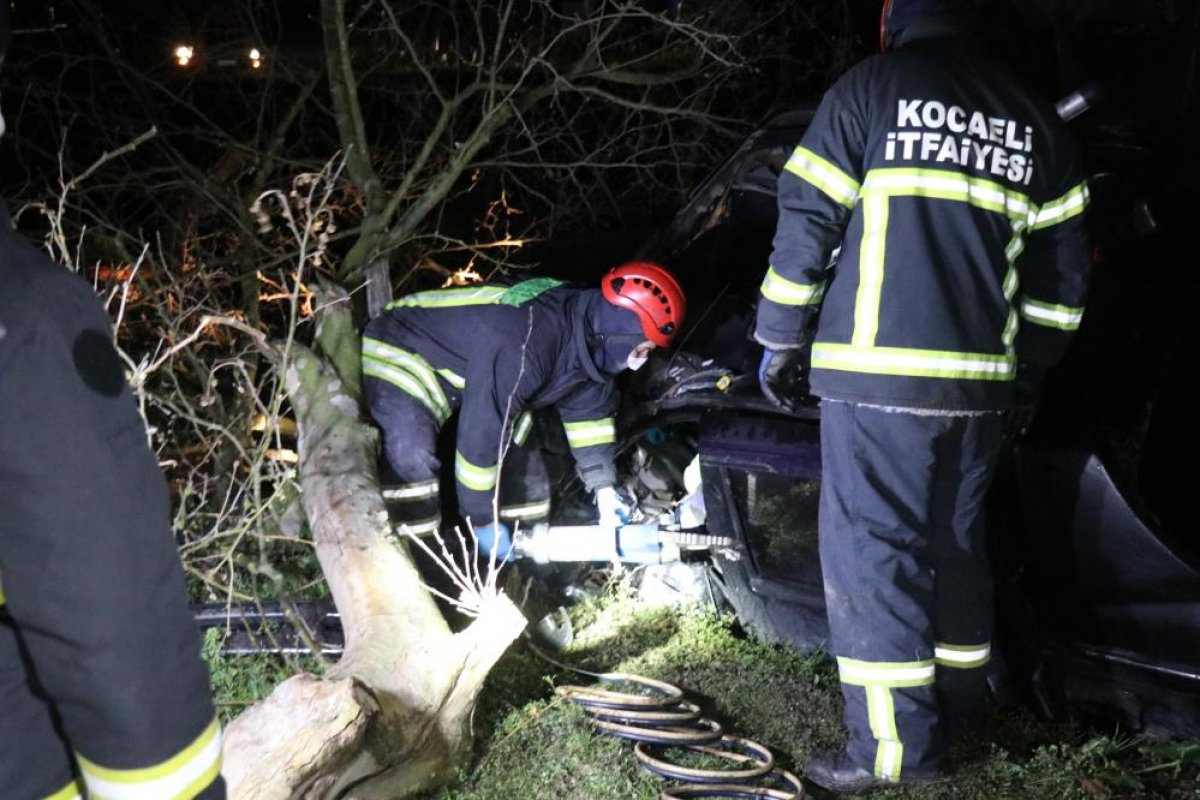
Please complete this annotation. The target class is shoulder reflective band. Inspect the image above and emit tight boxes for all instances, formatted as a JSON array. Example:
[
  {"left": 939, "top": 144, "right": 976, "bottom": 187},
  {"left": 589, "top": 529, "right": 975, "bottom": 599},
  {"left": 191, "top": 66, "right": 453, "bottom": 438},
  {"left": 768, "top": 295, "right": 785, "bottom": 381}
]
[
  {"left": 455, "top": 451, "right": 498, "bottom": 492},
  {"left": 861, "top": 167, "right": 1033, "bottom": 222},
  {"left": 77, "top": 717, "right": 222, "bottom": 800},
  {"left": 1020, "top": 298, "right": 1085, "bottom": 330},
  {"left": 837, "top": 656, "right": 936, "bottom": 688},
  {"left": 812, "top": 343, "right": 1015, "bottom": 381},
  {"left": 362, "top": 338, "right": 452, "bottom": 422},
  {"left": 760, "top": 265, "right": 826, "bottom": 306},
  {"left": 386, "top": 285, "right": 508, "bottom": 310},
  {"left": 786, "top": 145, "right": 861, "bottom": 209},
  {"left": 934, "top": 642, "right": 991, "bottom": 669},
  {"left": 1031, "top": 181, "right": 1090, "bottom": 231},
  {"left": 563, "top": 418, "right": 617, "bottom": 449}
]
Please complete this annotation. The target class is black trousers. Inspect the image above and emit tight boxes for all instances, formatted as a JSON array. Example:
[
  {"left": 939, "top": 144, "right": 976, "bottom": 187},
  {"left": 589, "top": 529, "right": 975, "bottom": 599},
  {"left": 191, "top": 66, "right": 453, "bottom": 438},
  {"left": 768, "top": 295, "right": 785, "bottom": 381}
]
[
  {"left": 818, "top": 401, "right": 1003, "bottom": 781},
  {"left": 365, "top": 377, "right": 551, "bottom": 533}
]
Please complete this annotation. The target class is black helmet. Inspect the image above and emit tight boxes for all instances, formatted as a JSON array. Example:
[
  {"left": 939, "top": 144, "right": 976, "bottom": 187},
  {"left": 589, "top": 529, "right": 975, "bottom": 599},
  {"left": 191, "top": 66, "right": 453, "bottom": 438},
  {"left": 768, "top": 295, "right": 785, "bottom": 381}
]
[{"left": 880, "top": 0, "right": 972, "bottom": 52}]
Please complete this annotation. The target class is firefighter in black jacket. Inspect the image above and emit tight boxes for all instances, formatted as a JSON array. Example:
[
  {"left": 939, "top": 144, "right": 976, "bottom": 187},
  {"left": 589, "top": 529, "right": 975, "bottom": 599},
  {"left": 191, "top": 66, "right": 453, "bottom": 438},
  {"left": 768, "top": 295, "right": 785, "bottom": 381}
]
[
  {"left": 0, "top": 39, "right": 223, "bottom": 800},
  {"left": 756, "top": 0, "right": 1090, "bottom": 792},
  {"left": 363, "top": 262, "right": 685, "bottom": 556}
]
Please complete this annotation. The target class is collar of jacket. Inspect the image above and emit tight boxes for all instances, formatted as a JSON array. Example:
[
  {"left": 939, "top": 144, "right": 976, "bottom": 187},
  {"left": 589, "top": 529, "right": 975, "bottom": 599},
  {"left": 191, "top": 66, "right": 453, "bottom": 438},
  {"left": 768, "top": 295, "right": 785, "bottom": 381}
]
[{"left": 894, "top": 15, "right": 976, "bottom": 49}]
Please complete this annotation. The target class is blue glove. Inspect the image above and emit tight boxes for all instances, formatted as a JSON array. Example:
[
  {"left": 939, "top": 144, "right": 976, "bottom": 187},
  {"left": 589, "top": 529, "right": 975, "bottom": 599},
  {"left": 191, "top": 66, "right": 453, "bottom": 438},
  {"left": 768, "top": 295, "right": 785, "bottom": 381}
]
[
  {"left": 474, "top": 521, "right": 513, "bottom": 561},
  {"left": 595, "top": 486, "right": 633, "bottom": 527}
]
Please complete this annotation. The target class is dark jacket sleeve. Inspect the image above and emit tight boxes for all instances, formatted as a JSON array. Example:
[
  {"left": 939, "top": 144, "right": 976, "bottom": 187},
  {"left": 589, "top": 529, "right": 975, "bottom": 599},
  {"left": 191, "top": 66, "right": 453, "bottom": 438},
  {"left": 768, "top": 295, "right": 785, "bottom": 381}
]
[
  {"left": 1014, "top": 132, "right": 1091, "bottom": 373},
  {"left": 554, "top": 380, "right": 618, "bottom": 491},
  {"left": 454, "top": 326, "right": 541, "bottom": 526},
  {"left": 755, "top": 67, "right": 868, "bottom": 350}
]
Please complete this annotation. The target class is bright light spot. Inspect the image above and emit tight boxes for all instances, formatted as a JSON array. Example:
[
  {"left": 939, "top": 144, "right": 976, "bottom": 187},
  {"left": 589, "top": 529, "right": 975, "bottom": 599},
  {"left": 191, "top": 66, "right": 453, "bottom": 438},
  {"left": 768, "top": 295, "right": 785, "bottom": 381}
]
[
  {"left": 175, "top": 45, "right": 195, "bottom": 67},
  {"left": 249, "top": 47, "right": 263, "bottom": 69}
]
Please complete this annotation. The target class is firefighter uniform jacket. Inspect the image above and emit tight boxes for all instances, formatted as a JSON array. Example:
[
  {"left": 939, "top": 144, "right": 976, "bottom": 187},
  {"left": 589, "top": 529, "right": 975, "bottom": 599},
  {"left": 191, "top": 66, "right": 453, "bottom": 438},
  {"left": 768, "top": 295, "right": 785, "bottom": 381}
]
[
  {"left": 362, "top": 280, "right": 619, "bottom": 525},
  {"left": 755, "top": 33, "right": 1091, "bottom": 411},
  {"left": 0, "top": 203, "right": 223, "bottom": 799}
]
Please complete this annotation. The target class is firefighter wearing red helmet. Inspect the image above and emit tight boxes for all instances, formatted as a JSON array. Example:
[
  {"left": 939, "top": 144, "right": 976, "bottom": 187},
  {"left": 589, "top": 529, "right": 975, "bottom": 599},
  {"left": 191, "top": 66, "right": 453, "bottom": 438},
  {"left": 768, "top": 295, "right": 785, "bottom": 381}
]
[
  {"left": 756, "top": 0, "right": 1090, "bottom": 792},
  {"left": 361, "top": 262, "right": 684, "bottom": 556}
]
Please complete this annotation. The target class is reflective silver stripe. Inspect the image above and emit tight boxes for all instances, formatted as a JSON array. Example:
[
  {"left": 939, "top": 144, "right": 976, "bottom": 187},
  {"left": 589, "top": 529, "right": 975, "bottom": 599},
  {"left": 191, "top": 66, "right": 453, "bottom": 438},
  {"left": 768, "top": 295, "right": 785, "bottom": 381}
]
[
  {"left": 785, "top": 145, "right": 861, "bottom": 208},
  {"left": 760, "top": 265, "right": 826, "bottom": 306},
  {"left": 512, "top": 412, "right": 534, "bottom": 447},
  {"left": 455, "top": 451, "right": 498, "bottom": 492},
  {"left": 362, "top": 338, "right": 450, "bottom": 410},
  {"left": 563, "top": 419, "right": 616, "bottom": 449},
  {"left": 1031, "top": 181, "right": 1090, "bottom": 230},
  {"left": 386, "top": 285, "right": 508, "bottom": 309},
  {"left": 1020, "top": 298, "right": 1085, "bottom": 330},
  {"left": 363, "top": 360, "right": 450, "bottom": 422},
  {"left": 44, "top": 781, "right": 84, "bottom": 800},
  {"left": 382, "top": 480, "right": 440, "bottom": 502},
  {"left": 394, "top": 517, "right": 441, "bottom": 537},
  {"left": 867, "top": 685, "right": 903, "bottom": 781},
  {"left": 1001, "top": 219, "right": 1029, "bottom": 349},
  {"left": 853, "top": 193, "right": 890, "bottom": 347},
  {"left": 861, "top": 168, "right": 1032, "bottom": 221},
  {"left": 438, "top": 368, "right": 465, "bottom": 389},
  {"left": 77, "top": 718, "right": 222, "bottom": 800},
  {"left": 934, "top": 642, "right": 991, "bottom": 669},
  {"left": 813, "top": 343, "right": 1014, "bottom": 381},
  {"left": 500, "top": 500, "right": 551, "bottom": 520},
  {"left": 837, "top": 657, "right": 936, "bottom": 688}
]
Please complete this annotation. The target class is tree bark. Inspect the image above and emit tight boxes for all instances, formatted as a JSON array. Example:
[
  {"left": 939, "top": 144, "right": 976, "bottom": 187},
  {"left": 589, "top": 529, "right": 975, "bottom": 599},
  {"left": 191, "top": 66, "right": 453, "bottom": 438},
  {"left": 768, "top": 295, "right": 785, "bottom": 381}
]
[{"left": 221, "top": 284, "right": 526, "bottom": 799}]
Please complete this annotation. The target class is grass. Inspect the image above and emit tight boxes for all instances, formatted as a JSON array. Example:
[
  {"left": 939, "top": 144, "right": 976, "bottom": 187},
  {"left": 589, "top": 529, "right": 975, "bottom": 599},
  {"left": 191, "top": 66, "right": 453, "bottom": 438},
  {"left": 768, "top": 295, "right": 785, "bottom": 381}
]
[{"left": 203, "top": 578, "right": 1200, "bottom": 799}]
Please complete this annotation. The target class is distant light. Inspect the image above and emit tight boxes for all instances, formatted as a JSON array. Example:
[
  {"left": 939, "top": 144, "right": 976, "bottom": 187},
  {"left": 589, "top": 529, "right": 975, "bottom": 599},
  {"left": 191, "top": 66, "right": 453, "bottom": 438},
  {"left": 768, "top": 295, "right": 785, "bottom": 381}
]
[
  {"left": 249, "top": 47, "right": 263, "bottom": 69},
  {"left": 175, "top": 44, "right": 195, "bottom": 67}
]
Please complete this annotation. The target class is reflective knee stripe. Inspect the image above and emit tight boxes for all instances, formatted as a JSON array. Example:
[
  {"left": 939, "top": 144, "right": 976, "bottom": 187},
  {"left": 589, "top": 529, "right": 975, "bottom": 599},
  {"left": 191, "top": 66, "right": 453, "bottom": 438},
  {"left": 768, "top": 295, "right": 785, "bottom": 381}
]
[
  {"left": 362, "top": 338, "right": 452, "bottom": 423},
  {"left": 837, "top": 658, "right": 934, "bottom": 783},
  {"left": 382, "top": 479, "right": 440, "bottom": 503},
  {"left": 867, "top": 685, "right": 904, "bottom": 782},
  {"left": 393, "top": 516, "right": 441, "bottom": 537},
  {"left": 500, "top": 499, "right": 551, "bottom": 520},
  {"left": 563, "top": 418, "right": 616, "bottom": 449},
  {"left": 511, "top": 412, "right": 534, "bottom": 447},
  {"left": 1019, "top": 298, "right": 1085, "bottom": 331},
  {"left": 812, "top": 343, "right": 1015, "bottom": 381},
  {"left": 934, "top": 642, "right": 991, "bottom": 669},
  {"left": 455, "top": 452, "right": 498, "bottom": 492},
  {"left": 786, "top": 145, "right": 861, "bottom": 209},
  {"left": 760, "top": 266, "right": 826, "bottom": 306},
  {"left": 44, "top": 780, "right": 83, "bottom": 800},
  {"left": 77, "top": 717, "right": 222, "bottom": 800}
]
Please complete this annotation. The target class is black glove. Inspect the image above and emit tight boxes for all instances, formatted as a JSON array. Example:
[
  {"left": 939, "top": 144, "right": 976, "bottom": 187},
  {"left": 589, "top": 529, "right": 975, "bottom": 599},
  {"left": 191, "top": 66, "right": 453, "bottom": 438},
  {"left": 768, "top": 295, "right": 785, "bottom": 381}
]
[
  {"left": 1003, "top": 364, "right": 1044, "bottom": 441},
  {"left": 758, "top": 348, "right": 808, "bottom": 412}
]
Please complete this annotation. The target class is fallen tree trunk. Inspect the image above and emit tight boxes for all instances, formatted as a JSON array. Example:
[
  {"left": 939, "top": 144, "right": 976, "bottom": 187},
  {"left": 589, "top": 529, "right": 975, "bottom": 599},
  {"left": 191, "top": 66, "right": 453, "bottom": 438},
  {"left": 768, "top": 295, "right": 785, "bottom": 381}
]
[{"left": 221, "top": 284, "right": 526, "bottom": 799}]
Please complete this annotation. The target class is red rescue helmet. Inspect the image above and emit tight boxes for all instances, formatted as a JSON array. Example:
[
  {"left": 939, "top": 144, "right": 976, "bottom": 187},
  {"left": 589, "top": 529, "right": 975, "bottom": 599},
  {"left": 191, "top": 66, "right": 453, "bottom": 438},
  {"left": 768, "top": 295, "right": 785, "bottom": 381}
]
[{"left": 600, "top": 261, "right": 685, "bottom": 348}]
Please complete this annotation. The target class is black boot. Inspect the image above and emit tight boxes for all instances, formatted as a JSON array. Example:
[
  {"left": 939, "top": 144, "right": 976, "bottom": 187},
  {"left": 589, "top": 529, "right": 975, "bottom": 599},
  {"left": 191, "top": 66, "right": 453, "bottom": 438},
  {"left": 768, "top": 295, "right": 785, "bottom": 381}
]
[{"left": 804, "top": 750, "right": 944, "bottom": 795}]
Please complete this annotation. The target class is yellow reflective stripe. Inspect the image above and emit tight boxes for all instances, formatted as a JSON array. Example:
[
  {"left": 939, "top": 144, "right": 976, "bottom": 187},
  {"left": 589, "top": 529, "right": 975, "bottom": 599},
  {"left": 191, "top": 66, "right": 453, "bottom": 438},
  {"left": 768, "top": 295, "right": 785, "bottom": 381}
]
[
  {"left": 386, "top": 285, "right": 507, "bottom": 309},
  {"left": 861, "top": 167, "right": 1032, "bottom": 221},
  {"left": 363, "top": 360, "right": 450, "bottom": 423},
  {"left": 785, "top": 146, "right": 860, "bottom": 209},
  {"left": 78, "top": 718, "right": 221, "bottom": 800},
  {"left": 455, "top": 451, "right": 498, "bottom": 492},
  {"left": 362, "top": 338, "right": 450, "bottom": 411},
  {"left": 500, "top": 500, "right": 552, "bottom": 520},
  {"left": 760, "top": 265, "right": 826, "bottom": 306},
  {"left": 44, "top": 780, "right": 83, "bottom": 800},
  {"left": 934, "top": 642, "right": 992, "bottom": 669},
  {"left": 1031, "top": 181, "right": 1090, "bottom": 230},
  {"left": 813, "top": 343, "right": 1015, "bottom": 381},
  {"left": 1020, "top": 298, "right": 1085, "bottom": 330},
  {"left": 382, "top": 479, "right": 440, "bottom": 502},
  {"left": 438, "top": 368, "right": 465, "bottom": 389},
  {"left": 512, "top": 412, "right": 534, "bottom": 447},
  {"left": 1002, "top": 219, "right": 1029, "bottom": 349},
  {"left": 563, "top": 418, "right": 616, "bottom": 449},
  {"left": 393, "top": 516, "right": 441, "bottom": 537},
  {"left": 0, "top": 572, "right": 5, "bottom": 607},
  {"left": 867, "top": 685, "right": 903, "bottom": 781},
  {"left": 837, "top": 657, "right": 936, "bottom": 688},
  {"left": 853, "top": 193, "right": 889, "bottom": 347}
]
